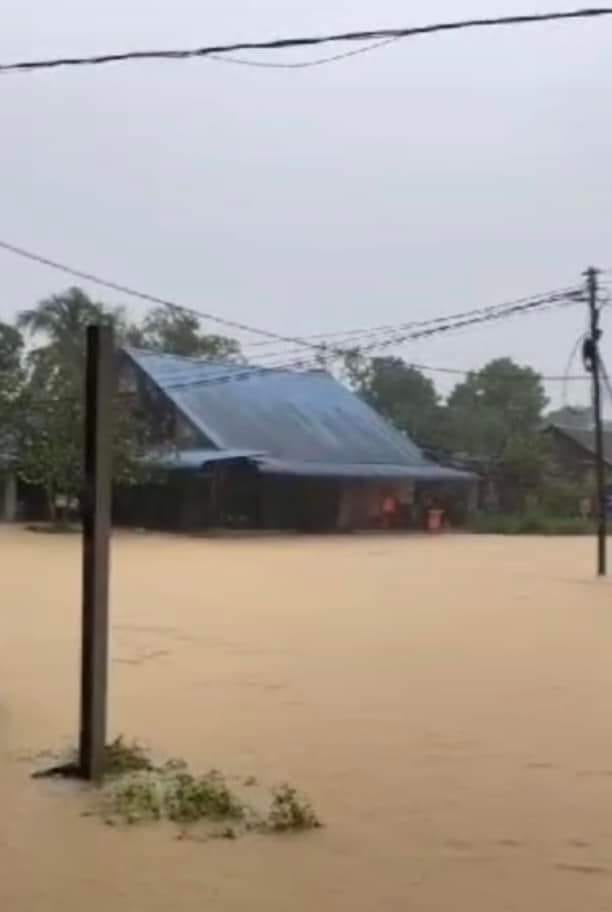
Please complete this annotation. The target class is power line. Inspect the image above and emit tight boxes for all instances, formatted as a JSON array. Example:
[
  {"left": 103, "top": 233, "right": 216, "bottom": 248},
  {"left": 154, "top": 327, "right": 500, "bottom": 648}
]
[
  {"left": 0, "top": 237, "right": 582, "bottom": 368},
  {"left": 0, "top": 238, "right": 335, "bottom": 354},
  {"left": 1, "top": 8, "right": 611, "bottom": 75},
  {"left": 160, "top": 293, "right": 581, "bottom": 391},
  {"left": 408, "top": 362, "right": 589, "bottom": 382},
  {"left": 11, "top": 292, "right": 590, "bottom": 410},
  {"left": 245, "top": 285, "right": 584, "bottom": 362},
  {"left": 207, "top": 37, "right": 401, "bottom": 70},
  {"left": 244, "top": 289, "right": 575, "bottom": 351}
]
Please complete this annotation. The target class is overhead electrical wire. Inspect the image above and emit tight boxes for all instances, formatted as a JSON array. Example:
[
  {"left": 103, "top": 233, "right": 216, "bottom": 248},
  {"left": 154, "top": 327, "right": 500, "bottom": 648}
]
[
  {"left": 17, "top": 291, "right": 591, "bottom": 411},
  {"left": 1, "top": 8, "right": 611, "bottom": 75},
  {"left": 160, "top": 292, "right": 583, "bottom": 391},
  {"left": 244, "top": 286, "right": 585, "bottom": 363},
  {"left": 207, "top": 37, "right": 402, "bottom": 70},
  {"left": 0, "top": 238, "right": 339, "bottom": 355},
  {"left": 243, "top": 287, "right": 580, "bottom": 352},
  {"left": 407, "top": 362, "right": 589, "bottom": 382},
  {"left": 0, "top": 236, "right": 583, "bottom": 369},
  {"left": 0, "top": 236, "right": 586, "bottom": 396}
]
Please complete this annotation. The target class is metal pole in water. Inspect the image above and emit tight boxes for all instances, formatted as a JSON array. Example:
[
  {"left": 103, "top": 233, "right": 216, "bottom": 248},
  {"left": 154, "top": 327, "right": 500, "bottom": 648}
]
[{"left": 79, "top": 324, "right": 114, "bottom": 780}]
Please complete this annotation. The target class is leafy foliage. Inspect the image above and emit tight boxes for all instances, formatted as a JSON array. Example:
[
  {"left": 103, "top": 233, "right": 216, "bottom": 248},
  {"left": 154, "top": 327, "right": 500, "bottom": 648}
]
[
  {"left": 127, "top": 306, "right": 242, "bottom": 361},
  {"left": 443, "top": 358, "right": 551, "bottom": 507},
  {"left": 343, "top": 353, "right": 444, "bottom": 446},
  {"left": 265, "top": 784, "right": 322, "bottom": 832},
  {"left": 92, "top": 741, "right": 322, "bottom": 839},
  {"left": 0, "top": 321, "right": 24, "bottom": 374},
  {"left": 341, "top": 350, "right": 558, "bottom": 512},
  {"left": 445, "top": 358, "right": 547, "bottom": 458},
  {"left": 0, "top": 321, "right": 25, "bottom": 449},
  {"left": 104, "top": 764, "right": 245, "bottom": 827},
  {"left": 10, "top": 288, "right": 152, "bottom": 523},
  {"left": 1, "top": 286, "right": 246, "bottom": 525},
  {"left": 18, "top": 287, "right": 119, "bottom": 383},
  {"left": 103, "top": 736, "right": 153, "bottom": 777}
]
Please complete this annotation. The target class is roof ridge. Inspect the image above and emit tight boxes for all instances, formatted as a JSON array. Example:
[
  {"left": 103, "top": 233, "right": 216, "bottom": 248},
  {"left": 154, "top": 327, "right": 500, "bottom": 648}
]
[{"left": 122, "top": 345, "right": 240, "bottom": 370}]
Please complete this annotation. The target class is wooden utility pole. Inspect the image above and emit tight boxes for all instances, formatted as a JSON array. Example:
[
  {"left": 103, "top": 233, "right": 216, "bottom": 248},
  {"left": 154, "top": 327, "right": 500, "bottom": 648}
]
[
  {"left": 79, "top": 324, "right": 114, "bottom": 780},
  {"left": 585, "top": 267, "right": 606, "bottom": 576}
]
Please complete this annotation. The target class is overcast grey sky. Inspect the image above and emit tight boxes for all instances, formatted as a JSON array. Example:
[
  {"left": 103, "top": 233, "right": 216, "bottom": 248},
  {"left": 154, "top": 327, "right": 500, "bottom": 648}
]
[{"left": 2, "top": 1, "right": 611, "bottom": 406}]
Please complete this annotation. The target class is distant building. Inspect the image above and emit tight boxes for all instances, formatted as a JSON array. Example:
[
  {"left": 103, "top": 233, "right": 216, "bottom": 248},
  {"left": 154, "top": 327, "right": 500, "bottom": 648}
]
[
  {"left": 544, "top": 423, "right": 612, "bottom": 486},
  {"left": 113, "top": 348, "right": 475, "bottom": 532}
]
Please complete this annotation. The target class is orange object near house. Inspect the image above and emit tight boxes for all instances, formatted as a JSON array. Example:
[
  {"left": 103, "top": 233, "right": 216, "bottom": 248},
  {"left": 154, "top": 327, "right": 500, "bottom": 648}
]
[
  {"left": 427, "top": 509, "right": 444, "bottom": 532},
  {"left": 382, "top": 496, "right": 396, "bottom": 515},
  {"left": 381, "top": 495, "right": 397, "bottom": 530}
]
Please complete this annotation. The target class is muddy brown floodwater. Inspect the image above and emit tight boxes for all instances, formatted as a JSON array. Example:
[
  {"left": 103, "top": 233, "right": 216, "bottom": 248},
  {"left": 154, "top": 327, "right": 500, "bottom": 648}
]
[{"left": 2, "top": 526, "right": 612, "bottom": 910}]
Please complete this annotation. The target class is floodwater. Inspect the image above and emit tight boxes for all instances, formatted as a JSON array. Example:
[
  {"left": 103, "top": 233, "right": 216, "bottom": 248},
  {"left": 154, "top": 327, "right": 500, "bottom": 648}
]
[{"left": 2, "top": 526, "right": 612, "bottom": 910}]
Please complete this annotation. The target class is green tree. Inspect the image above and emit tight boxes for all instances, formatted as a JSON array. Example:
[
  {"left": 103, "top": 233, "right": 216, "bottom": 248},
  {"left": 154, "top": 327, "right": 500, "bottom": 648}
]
[
  {"left": 446, "top": 358, "right": 547, "bottom": 457},
  {"left": 15, "top": 288, "right": 149, "bottom": 525},
  {"left": 445, "top": 358, "right": 549, "bottom": 509},
  {"left": 16, "top": 373, "right": 148, "bottom": 524},
  {"left": 128, "top": 306, "right": 242, "bottom": 361},
  {"left": 0, "top": 321, "right": 25, "bottom": 456},
  {"left": 343, "top": 354, "right": 443, "bottom": 445},
  {"left": 0, "top": 321, "right": 24, "bottom": 374},
  {"left": 17, "top": 287, "right": 118, "bottom": 382}
]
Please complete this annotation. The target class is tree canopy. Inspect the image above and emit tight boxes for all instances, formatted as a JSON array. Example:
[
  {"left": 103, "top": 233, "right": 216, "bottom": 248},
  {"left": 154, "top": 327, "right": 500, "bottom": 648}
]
[
  {"left": 1, "top": 287, "right": 247, "bottom": 523},
  {"left": 126, "top": 306, "right": 242, "bottom": 361},
  {"left": 0, "top": 321, "right": 24, "bottom": 374},
  {"left": 342, "top": 351, "right": 553, "bottom": 507},
  {"left": 8, "top": 289, "right": 150, "bottom": 522},
  {"left": 445, "top": 358, "right": 548, "bottom": 460},
  {"left": 343, "top": 354, "right": 444, "bottom": 446}
]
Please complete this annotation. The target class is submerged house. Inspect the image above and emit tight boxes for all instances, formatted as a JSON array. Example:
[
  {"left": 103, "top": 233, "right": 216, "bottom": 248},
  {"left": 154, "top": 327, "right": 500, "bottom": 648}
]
[{"left": 114, "top": 348, "right": 475, "bottom": 532}]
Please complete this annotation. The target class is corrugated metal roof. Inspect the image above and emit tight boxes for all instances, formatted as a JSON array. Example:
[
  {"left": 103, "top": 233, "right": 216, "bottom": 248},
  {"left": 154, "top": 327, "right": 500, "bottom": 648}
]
[{"left": 126, "top": 348, "right": 474, "bottom": 482}]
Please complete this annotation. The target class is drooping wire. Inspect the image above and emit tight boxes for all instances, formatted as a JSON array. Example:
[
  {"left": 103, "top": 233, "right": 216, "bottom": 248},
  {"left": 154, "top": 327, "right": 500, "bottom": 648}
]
[
  {"left": 207, "top": 37, "right": 401, "bottom": 70},
  {"left": 1, "top": 8, "right": 611, "bottom": 75}
]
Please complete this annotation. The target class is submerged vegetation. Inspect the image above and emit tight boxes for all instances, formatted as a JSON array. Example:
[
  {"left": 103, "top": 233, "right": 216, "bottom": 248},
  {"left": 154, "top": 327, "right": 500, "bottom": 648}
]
[{"left": 78, "top": 737, "right": 322, "bottom": 840}]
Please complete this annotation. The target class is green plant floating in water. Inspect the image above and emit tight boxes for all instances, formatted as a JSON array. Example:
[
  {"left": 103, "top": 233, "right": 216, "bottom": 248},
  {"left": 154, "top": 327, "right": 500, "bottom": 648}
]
[
  {"left": 94, "top": 747, "right": 322, "bottom": 838},
  {"left": 264, "top": 784, "right": 322, "bottom": 833},
  {"left": 103, "top": 736, "right": 153, "bottom": 777}
]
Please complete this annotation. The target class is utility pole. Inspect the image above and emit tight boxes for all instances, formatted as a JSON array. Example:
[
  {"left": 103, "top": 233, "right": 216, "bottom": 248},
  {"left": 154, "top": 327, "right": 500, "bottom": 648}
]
[
  {"left": 584, "top": 267, "right": 606, "bottom": 576},
  {"left": 79, "top": 324, "right": 114, "bottom": 780}
]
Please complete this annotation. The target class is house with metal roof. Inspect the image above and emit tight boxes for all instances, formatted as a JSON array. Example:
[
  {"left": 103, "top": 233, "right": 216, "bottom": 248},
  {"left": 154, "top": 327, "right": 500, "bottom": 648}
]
[
  {"left": 544, "top": 423, "right": 612, "bottom": 479},
  {"left": 115, "top": 348, "right": 475, "bottom": 531}
]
